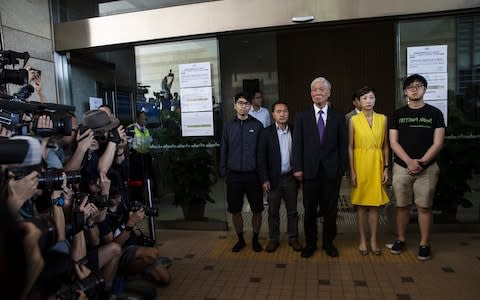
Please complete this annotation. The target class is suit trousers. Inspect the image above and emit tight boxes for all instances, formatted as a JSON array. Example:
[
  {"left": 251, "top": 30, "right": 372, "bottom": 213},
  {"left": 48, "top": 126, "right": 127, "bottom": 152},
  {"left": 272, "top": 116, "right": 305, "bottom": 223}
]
[
  {"left": 303, "top": 171, "right": 341, "bottom": 247},
  {"left": 267, "top": 174, "right": 299, "bottom": 242}
]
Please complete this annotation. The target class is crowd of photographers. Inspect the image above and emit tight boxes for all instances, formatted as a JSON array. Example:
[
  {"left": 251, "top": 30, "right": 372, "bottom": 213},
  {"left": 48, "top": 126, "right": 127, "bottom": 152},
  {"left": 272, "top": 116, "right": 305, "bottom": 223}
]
[{"left": 0, "top": 52, "right": 170, "bottom": 299}]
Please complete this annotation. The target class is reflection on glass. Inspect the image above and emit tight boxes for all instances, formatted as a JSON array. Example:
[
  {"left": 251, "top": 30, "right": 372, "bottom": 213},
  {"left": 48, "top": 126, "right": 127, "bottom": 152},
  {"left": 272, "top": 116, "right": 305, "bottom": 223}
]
[
  {"left": 135, "top": 38, "right": 226, "bottom": 229},
  {"left": 398, "top": 15, "right": 480, "bottom": 224}
]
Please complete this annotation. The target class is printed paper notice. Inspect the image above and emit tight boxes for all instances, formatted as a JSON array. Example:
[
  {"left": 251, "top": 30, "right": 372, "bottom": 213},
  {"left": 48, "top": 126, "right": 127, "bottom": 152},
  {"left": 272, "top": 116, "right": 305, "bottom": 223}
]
[
  {"left": 407, "top": 45, "right": 447, "bottom": 74},
  {"left": 180, "top": 87, "right": 212, "bottom": 113},
  {"left": 181, "top": 111, "right": 214, "bottom": 136},
  {"left": 418, "top": 73, "right": 448, "bottom": 101},
  {"left": 425, "top": 100, "right": 448, "bottom": 126},
  {"left": 179, "top": 62, "right": 211, "bottom": 88}
]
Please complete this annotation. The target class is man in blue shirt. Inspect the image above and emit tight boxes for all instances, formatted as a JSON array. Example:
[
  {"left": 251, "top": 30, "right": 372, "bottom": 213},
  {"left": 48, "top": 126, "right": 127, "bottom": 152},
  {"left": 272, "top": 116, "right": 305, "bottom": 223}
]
[{"left": 220, "top": 92, "right": 264, "bottom": 252}]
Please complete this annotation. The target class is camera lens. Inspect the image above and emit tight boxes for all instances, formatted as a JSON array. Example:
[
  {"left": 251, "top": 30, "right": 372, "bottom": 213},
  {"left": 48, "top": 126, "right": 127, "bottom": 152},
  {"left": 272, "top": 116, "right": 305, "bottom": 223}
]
[
  {"left": 144, "top": 206, "right": 159, "bottom": 217},
  {"left": 38, "top": 170, "right": 81, "bottom": 190}
]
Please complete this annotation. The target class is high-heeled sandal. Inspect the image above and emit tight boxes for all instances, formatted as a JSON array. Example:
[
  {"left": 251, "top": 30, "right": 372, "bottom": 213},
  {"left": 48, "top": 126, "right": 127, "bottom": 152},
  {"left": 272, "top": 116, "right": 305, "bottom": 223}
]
[
  {"left": 359, "top": 248, "right": 369, "bottom": 256},
  {"left": 371, "top": 248, "right": 382, "bottom": 256}
]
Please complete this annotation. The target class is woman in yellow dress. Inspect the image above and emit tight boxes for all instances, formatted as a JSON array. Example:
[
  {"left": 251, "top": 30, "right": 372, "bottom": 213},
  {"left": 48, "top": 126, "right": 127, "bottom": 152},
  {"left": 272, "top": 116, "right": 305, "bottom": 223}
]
[{"left": 348, "top": 86, "right": 389, "bottom": 256}]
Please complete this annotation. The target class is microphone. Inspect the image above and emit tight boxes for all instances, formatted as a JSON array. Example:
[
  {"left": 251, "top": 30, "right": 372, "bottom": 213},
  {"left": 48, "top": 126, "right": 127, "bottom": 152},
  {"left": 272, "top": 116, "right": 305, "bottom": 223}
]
[{"left": 0, "top": 136, "right": 41, "bottom": 166}]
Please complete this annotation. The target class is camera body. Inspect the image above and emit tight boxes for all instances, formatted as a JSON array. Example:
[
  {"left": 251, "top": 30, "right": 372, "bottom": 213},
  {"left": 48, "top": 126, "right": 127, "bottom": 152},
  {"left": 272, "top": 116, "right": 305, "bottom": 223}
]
[
  {"left": 0, "top": 99, "right": 75, "bottom": 137},
  {"left": 56, "top": 272, "right": 105, "bottom": 300},
  {"left": 0, "top": 50, "right": 30, "bottom": 86},
  {"left": 128, "top": 201, "right": 159, "bottom": 217},
  {"left": 134, "top": 231, "right": 156, "bottom": 247},
  {"left": 75, "top": 193, "right": 108, "bottom": 209},
  {"left": 77, "top": 124, "right": 109, "bottom": 141}
]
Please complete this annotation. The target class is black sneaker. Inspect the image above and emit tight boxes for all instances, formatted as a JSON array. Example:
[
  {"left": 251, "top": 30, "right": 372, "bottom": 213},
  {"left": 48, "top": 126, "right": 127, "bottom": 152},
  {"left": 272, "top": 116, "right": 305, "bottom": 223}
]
[
  {"left": 252, "top": 239, "right": 263, "bottom": 252},
  {"left": 417, "top": 245, "right": 431, "bottom": 261},
  {"left": 390, "top": 240, "right": 406, "bottom": 254},
  {"left": 232, "top": 240, "right": 246, "bottom": 252}
]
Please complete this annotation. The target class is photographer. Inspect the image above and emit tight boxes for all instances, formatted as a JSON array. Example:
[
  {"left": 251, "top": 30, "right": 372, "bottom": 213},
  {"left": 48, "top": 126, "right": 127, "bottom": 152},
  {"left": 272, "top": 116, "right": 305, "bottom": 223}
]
[
  {"left": 98, "top": 173, "right": 170, "bottom": 286},
  {"left": 81, "top": 173, "right": 121, "bottom": 298},
  {"left": 78, "top": 110, "right": 127, "bottom": 191}
]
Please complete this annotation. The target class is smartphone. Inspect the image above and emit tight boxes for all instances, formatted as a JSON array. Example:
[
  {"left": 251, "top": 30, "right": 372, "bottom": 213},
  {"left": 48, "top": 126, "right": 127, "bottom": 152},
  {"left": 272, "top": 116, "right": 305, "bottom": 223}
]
[{"left": 30, "top": 68, "right": 42, "bottom": 77}]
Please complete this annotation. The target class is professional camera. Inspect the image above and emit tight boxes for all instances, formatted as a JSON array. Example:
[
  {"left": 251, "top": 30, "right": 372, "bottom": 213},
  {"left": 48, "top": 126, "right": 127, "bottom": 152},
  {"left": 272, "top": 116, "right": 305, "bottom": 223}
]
[
  {"left": 75, "top": 193, "right": 108, "bottom": 209},
  {"left": 56, "top": 272, "right": 105, "bottom": 300},
  {"left": 77, "top": 125, "right": 108, "bottom": 141},
  {"left": 125, "top": 126, "right": 135, "bottom": 137},
  {"left": 10, "top": 168, "right": 81, "bottom": 190},
  {"left": 128, "top": 201, "right": 159, "bottom": 217},
  {"left": 133, "top": 231, "right": 156, "bottom": 247},
  {"left": 0, "top": 99, "right": 75, "bottom": 137},
  {"left": 0, "top": 50, "right": 29, "bottom": 86},
  {"left": 1, "top": 49, "right": 75, "bottom": 137}
]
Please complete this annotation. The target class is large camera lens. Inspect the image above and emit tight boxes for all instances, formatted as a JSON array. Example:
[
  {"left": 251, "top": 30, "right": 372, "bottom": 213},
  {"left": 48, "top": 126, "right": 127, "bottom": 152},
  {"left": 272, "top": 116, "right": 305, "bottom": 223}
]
[
  {"left": 0, "top": 68, "right": 29, "bottom": 85},
  {"left": 144, "top": 206, "right": 159, "bottom": 217},
  {"left": 38, "top": 170, "right": 81, "bottom": 190}
]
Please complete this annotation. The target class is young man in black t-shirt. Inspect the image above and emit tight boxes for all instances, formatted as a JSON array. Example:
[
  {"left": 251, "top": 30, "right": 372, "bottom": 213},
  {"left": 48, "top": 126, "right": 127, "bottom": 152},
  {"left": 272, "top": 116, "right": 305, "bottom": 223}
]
[{"left": 388, "top": 74, "right": 445, "bottom": 261}]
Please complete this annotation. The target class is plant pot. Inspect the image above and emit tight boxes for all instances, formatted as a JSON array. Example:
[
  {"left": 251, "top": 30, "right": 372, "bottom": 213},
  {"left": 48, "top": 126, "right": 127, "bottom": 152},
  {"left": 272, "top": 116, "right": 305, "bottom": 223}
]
[{"left": 181, "top": 203, "right": 206, "bottom": 221}]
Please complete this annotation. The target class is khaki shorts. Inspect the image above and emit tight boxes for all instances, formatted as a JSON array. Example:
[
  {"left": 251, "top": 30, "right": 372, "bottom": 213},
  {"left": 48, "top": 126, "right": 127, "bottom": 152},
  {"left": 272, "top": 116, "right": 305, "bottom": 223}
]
[{"left": 392, "top": 162, "right": 440, "bottom": 208}]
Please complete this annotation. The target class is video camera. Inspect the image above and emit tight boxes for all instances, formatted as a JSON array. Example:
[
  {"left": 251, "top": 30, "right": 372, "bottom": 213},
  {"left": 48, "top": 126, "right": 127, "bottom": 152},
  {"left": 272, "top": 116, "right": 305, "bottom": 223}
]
[
  {"left": 0, "top": 50, "right": 75, "bottom": 137},
  {"left": 0, "top": 50, "right": 30, "bottom": 86},
  {"left": 128, "top": 201, "right": 159, "bottom": 217},
  {"left": 0, "top": 99, "right": 75, "bottom": 137}
]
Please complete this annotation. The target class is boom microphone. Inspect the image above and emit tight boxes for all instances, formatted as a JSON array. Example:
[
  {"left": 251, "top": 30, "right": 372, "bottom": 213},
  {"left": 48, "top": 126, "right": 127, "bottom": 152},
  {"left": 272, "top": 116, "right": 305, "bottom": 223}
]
[{"left": 0, "top": 136, "right": 41, "bottom": 166}]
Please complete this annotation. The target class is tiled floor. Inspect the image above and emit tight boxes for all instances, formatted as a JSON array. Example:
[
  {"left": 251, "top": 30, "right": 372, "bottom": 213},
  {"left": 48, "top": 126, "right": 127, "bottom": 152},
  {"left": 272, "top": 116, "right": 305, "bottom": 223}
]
[{"left": 154, "top": 228, "right": 480, "bottom": 299}]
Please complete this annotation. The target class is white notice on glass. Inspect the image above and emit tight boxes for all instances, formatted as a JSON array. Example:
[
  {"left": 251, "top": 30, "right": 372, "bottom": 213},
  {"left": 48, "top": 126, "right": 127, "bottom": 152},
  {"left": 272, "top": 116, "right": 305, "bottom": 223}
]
[
  {"left": 179, "top": 62, "right": 211, "bottom": 88},
  {"left": 417, "top": 73, "right": 448, "bottom": 101},
  {"left": 89, "top": 97, "right": 103, "bottom": 110},
  {"left": 180, "top": 87, "right": 213, "bottom": 113},
  {"left": 407, "top": 45, "right": 447, "bottom": 74},
  {"left": 425, "top": 100, "right": 448, "bottom": 127},
  {"left": 181, "top": 111, "right": 214, "bottom": 136}
]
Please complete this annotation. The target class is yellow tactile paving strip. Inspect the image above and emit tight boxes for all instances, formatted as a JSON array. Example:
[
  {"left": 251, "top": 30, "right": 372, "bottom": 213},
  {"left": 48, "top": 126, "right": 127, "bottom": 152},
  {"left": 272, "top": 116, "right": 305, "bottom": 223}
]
[{"left": 210, "top": 238, "right": 418, "bottom": 264}]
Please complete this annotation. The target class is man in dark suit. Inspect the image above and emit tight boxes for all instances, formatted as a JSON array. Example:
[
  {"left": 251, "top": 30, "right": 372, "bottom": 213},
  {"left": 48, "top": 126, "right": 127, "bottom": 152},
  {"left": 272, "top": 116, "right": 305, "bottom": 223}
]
[
  {"left": 293, "top": 77, "right": 348, "bottom": 258},
  {"left": 258, "top": 101, "right": 302, "bottom": 253}
]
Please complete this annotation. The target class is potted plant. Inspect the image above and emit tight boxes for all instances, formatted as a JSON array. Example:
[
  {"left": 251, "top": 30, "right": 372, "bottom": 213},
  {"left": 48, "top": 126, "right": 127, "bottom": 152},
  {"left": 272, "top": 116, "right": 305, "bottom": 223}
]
[
  {"left": 433, "top": 105, "right": 479, "bottom": 223},
  {"left": 163, "top": 138, "right": 217, "bottom": 220}
]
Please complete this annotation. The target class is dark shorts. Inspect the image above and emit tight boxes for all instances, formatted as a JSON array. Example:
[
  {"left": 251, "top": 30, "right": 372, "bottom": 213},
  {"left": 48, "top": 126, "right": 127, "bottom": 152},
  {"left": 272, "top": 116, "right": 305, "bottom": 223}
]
[
  {"left": 118, "top": 245, "right": 139, "bottom": 272},
  {"left": 86, "top": 247, "right": 99, "bottom": 272},
  {"left": 226, "top": 171, "right": 263, "bottom": 214}
]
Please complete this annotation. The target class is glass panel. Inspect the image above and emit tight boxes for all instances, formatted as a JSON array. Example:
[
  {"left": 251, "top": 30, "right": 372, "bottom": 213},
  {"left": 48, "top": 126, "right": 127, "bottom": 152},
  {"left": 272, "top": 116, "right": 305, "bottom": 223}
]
[
  {"left": 219, "top": 32, "right": 279, "bottom": 120},
  {"left": 398, "top": 16, "right": 480, "bottom": 224},
  {"left": 135, "top": 38, "right": 227, "bottom": 229},
  {"left": 52, "top": 0, "right": 219, "bottom": 23},
  {"left": 67, "top": 47, "right": 136, "bottom": 124}
]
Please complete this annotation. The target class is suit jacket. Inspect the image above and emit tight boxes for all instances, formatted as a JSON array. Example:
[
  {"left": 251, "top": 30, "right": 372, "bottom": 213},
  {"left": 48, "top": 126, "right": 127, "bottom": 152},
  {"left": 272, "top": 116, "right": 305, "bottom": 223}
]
[
  {"left": 292, "top": 105, "right": 348, "bottom": 180},
  {"left": 257, "top": 124, "right": 294, "bottom": 189},
  {"left": 345, "top": 109, "right": 358, "bottom": 123}
]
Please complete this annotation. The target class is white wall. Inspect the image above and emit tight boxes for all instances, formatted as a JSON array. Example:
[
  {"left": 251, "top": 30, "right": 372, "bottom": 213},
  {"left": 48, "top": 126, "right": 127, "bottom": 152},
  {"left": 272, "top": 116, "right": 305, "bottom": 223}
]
[{"left": 54, "top": 0, "right": 480, "bottom": 50}]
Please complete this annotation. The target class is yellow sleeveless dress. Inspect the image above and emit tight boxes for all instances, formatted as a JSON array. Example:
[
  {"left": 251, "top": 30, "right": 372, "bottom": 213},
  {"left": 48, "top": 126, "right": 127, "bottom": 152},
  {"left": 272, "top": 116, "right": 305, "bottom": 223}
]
[{"left": 350, "top": 112, "right": 389, "bottom": 206}]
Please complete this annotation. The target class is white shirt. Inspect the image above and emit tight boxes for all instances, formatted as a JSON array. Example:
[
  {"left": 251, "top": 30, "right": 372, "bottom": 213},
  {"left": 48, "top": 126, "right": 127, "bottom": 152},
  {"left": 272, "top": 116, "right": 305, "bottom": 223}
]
[
  {"left": 275, "top": 123, "right": 292, "bottom": 174},
  {"left": 249, "top": 106, "right": 271, "bottom": 128},
  {"left": 314, "top": 104, "right": 328, "bottom": 126}
]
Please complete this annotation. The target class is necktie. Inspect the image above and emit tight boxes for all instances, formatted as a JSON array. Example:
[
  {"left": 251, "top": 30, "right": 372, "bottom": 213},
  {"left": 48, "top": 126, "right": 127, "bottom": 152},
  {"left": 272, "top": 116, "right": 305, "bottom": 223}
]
[{"left": 317, "top": 110, "right": 325, "bottom": 143}]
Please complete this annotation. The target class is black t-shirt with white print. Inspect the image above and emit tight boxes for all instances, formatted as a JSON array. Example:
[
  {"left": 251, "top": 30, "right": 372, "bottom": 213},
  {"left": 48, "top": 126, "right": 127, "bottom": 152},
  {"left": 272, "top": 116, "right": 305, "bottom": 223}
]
[{"left": 389, "top": 103, "right": 445, "bottom": 168}]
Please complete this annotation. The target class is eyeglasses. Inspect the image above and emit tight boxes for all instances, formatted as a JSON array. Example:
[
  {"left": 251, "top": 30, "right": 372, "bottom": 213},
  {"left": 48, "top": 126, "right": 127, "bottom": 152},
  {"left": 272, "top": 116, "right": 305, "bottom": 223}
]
[
  {"left": 406, "top": 84, "right": 425, "bottom": 91},
  {"left": 236, "top": 101, "right": 251, "bottom": 107}
]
